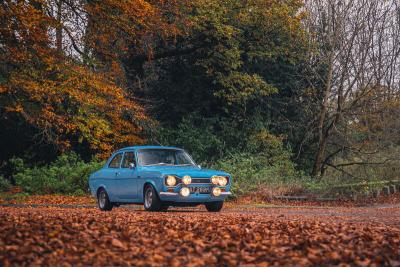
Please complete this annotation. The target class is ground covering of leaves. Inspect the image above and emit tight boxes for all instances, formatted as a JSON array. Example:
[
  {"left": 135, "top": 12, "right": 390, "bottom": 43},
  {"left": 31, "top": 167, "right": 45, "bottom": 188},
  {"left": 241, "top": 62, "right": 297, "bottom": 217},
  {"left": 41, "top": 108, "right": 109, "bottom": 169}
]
[
  {"left": 0, "top": 194, "right": 95, "bottom": 205},
  {"left": 1, "top": 205, "right": 400, "bottom": 266},
  {"left": 234, "top": 192, "right": 400, "bottom": 208},
  {"left": 2, "top": 192, "right": 400, "bottom": 207}
]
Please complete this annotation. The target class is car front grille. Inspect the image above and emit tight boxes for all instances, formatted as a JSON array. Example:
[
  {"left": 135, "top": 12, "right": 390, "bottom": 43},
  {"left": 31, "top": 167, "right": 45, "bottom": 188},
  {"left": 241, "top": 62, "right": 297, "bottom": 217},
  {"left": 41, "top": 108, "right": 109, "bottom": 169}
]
[{"left": 191, "top": 178, "right": 211, "bottom": 184}]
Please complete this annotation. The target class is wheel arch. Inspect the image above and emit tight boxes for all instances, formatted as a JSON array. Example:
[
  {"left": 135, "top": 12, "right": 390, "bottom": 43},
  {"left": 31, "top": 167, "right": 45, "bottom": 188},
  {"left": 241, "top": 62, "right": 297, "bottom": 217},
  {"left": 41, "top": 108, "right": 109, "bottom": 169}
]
[
  {"left": 142, "top": 180, "right": 163, "bottom": 211},
  {"left": 96, "top": 185, "right": 108, "bottom": 196},
  {"left": 143, "top": 181, "right": 158, "bottom": 197},
  {"left": 141, "top": 180, "right": 160, "bottom": 201}
]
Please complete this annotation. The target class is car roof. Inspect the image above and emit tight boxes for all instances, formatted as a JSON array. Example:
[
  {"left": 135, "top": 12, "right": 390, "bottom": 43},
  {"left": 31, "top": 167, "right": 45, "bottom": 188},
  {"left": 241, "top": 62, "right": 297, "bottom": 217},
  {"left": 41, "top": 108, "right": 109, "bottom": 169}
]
[{"left": 116, "top": 145, "right": 183, "bottom": 152}]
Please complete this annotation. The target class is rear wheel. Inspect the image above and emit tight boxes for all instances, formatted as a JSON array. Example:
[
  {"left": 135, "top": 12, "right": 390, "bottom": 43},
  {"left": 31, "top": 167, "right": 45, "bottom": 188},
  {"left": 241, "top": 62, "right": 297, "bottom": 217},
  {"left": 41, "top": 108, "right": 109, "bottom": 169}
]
[
  {"left": 144, "top": 185, "right": 163, "bottom": 211},
  {"left": 205, "top": 201, "right": 223, "bottom": 212},
  {"left": 97, "top": 188, "right": 113, "bottom": 211}
]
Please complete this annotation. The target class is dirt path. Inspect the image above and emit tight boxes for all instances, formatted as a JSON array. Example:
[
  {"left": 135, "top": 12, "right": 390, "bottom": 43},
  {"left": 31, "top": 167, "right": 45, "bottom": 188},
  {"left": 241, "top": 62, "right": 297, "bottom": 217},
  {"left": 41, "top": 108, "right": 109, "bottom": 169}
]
[{"left": 1, "top": 205, "right": 400, "bottom": 266}]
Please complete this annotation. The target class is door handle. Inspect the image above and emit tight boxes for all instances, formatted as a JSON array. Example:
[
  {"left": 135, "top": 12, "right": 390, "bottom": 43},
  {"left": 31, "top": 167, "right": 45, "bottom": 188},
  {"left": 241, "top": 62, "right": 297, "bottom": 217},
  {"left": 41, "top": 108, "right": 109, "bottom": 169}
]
[{"left": 115, "top": 172, "right": 119, "bottom": 176}]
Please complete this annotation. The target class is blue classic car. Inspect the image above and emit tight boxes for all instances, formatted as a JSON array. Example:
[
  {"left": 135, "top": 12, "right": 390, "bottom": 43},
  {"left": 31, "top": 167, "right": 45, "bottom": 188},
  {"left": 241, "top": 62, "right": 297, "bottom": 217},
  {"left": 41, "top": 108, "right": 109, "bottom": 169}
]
[{"left": 89, "top": 146, "right": 232, "bottom": 212}]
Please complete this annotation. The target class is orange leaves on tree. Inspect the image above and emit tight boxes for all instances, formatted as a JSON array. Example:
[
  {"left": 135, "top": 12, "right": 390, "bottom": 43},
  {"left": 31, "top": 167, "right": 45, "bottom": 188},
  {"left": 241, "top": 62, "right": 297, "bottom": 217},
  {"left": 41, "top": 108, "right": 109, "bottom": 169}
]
[
  {"left": 85, "top": 0, "right": 190, "bottom": 60},
  {"left": 0, "top": 0, "right": 150, "bottom": 158},
  {"left": 2, "top": 63, "right": 149, "bottom": 158}
]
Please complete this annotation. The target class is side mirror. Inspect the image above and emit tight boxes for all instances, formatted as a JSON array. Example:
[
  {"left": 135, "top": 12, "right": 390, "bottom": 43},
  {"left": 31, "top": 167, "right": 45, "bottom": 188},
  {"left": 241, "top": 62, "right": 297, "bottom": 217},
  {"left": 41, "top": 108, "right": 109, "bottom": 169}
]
[{"left": 129, "top": 163, "right": 135, "bottom": 169}]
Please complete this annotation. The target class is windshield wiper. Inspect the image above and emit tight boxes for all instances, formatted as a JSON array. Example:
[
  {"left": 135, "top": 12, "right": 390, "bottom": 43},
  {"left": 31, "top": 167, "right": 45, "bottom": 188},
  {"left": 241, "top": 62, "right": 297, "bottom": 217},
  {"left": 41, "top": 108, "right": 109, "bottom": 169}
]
[{"left": 146, "top": 162, "right": 173, "bottom": 166}]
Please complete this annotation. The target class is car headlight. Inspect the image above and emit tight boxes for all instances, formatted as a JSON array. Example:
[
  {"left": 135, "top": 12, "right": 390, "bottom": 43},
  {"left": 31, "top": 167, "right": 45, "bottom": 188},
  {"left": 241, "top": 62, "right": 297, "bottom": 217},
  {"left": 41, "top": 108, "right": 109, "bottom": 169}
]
[
  {"left": 182, "top": 175, "right": 192, "bottom": 185},
  {"left": 212, "top": 187, "right": 221, "bottom": 197},
  {"left": 218, "top": 176, "right": 228, "bottom": 186},
  {"left": 166, "top": 175, "right": 177, "bottom": 186},
  {"left": 211, "top": 176, "right": 219, "bottom": 185},
  {"left": 180, "top": 187, "right": 190, "bottom": 197},
  {"left": 211, "top": 175, "right": 228, "bottom": 186}
]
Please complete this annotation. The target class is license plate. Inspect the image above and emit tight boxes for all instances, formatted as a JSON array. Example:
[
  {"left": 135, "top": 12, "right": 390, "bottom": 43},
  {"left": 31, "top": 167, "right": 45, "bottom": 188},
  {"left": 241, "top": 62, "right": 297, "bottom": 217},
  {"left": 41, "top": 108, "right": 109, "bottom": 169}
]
[{"left": 189, "top": 187, "right": 211, "bottom": 194}]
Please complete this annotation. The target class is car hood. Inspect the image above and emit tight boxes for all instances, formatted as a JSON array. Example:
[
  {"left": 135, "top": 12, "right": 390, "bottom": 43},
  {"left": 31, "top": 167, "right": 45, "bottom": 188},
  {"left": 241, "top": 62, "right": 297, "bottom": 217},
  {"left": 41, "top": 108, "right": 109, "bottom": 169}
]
[{"left": 139, "top": 165, "right": 230, "bottom": 178}]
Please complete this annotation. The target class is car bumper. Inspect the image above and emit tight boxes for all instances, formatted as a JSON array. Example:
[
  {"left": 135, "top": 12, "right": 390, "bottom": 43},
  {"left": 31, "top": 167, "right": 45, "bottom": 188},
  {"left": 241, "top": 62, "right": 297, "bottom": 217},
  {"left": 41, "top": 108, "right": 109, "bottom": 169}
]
[{"left": 159, "top": 191, "right": 231, "bottom": 202}]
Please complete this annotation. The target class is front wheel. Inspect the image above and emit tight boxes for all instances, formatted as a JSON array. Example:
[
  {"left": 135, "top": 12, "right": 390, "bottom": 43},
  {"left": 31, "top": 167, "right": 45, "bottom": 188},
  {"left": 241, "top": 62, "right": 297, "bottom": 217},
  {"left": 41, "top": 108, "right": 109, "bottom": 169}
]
[
  {"left": 97, "top": 188, "right": 113, "bottom": 211},
  {"left": 205, "top": 201, "right": 223, "bottom": 212},
  {"left": 144, "top": 185, "right": 163, "bottom": 211}
]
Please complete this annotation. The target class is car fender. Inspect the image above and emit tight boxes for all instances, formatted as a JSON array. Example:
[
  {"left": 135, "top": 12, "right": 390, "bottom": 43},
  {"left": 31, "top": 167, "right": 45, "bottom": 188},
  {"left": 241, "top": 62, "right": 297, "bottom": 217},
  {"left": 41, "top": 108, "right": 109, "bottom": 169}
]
[
  {"left": 140, "top": 178, "right": 162, "bottom": 202},
  {"left": 95, "top": 183, "right": 111, "bottom": 198}
]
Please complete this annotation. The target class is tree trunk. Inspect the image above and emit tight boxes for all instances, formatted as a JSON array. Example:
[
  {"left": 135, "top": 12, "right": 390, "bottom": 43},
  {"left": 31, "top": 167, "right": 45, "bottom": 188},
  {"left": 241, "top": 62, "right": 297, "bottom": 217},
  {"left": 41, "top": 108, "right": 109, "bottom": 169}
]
[
  {"left": 56, "top": 0, "right": 62, "bottom": 52},
  {"left": 312, "top": 50, "right": 335, "bottom": 177}
]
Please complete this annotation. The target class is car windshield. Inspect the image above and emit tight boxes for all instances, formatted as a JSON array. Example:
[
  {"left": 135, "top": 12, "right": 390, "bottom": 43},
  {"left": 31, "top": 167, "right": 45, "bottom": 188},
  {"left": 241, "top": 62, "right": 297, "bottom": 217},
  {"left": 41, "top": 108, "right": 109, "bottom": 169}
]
[{"left": 137, "top": 149, "right": 196, "bottom": 166}]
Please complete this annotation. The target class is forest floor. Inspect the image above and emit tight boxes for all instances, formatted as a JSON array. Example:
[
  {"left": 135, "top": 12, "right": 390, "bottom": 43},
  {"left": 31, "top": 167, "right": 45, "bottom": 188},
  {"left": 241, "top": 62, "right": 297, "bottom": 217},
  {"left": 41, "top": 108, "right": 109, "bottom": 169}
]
[
  {"left": 1, "top": 200, "right": 400, "bottom": 266},
  {"left": 2, "top": 191, "right": 400, "bottom": 207}
]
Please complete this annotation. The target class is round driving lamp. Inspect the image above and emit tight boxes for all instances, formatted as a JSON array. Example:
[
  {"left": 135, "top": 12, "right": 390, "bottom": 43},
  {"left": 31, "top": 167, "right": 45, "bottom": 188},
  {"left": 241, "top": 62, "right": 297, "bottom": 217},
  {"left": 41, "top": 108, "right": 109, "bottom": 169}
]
[
  {"left": 218, "top": 176, "right": 228, "bottom": 186},
  {"left": 212, "top": 187, "right": 222, "bottom": 197},
  {"left": 166, "top": 175, "right": 177, "bottom": 186},
  {"left": 211, "top": 176, "right": 219, "bottom": 185},
  {"left": 180, "top": 187, "right": 190, "bottom": 197},
  {"left": 182, "top": 175, "right": 192, "bottom": 185}
]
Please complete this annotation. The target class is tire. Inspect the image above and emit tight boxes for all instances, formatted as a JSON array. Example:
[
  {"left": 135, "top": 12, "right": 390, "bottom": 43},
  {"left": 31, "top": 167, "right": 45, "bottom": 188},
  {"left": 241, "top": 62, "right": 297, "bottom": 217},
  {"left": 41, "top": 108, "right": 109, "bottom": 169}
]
[
  {"left": 143, "top": 185, "right": 163, "bottom": 211},
  {"left": 205, "top": 201, "right": 223, "bottom": 212},
  {"left": 97, "top": 188, "right": 113, "bottom": 211}
]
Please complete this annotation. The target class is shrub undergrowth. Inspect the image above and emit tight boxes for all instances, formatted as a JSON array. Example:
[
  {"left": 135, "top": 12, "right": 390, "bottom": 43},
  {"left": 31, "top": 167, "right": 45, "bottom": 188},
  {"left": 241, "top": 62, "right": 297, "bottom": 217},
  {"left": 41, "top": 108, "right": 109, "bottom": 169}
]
[{"left": 12, "top": 153, "right": 103, "bottom": 195}]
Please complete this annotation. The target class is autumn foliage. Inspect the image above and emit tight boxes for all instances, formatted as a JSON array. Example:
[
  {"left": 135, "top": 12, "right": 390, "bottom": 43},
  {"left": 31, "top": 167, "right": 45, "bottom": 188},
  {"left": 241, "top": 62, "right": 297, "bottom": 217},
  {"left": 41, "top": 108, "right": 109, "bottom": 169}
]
[
  {"left": 0, "top": 0, "right": 153, "bottom": 159},
  {"left": 0, "top": 0, "right": 309, "bottom": 167},
  {"left": 2, "top": 0, "right": 400, "bottom": 192},
  {"left": 86, "top": 0, "right": 188, "bottom": 59}
]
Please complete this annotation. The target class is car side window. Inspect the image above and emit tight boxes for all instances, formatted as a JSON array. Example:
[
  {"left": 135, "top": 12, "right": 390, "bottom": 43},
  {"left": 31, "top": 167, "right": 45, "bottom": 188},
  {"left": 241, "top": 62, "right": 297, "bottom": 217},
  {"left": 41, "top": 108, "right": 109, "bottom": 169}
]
[
  {"left": 121, "top": 152, "right": 136, "bottom": 168},
  {"left": 108, "top": 153, "right": 122, "bottom": 168}
]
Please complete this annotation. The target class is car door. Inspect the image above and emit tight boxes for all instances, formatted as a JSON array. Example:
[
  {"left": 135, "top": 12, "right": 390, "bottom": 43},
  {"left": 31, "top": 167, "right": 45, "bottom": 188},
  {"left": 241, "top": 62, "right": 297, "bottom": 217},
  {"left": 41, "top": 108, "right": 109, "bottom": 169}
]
[
  {"left": 117, "top": 151, "right": 139, "bottom": 201},
  {"left": 105, "top": 152, "right": 123, "bottom": 201}
]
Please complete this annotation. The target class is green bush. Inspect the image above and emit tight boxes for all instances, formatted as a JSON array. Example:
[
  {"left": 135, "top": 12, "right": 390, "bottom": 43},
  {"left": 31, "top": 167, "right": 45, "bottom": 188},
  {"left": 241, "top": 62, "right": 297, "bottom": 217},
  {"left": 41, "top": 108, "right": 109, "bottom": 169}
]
[
  {"left": 210, "top": 129, "right": 308, "bottom": 197},
  {"left": 154, "top": 115, "right": 309, "bottom": 198},
  {"left": 0, "top": 175, "right": 12, "bottom": 192},
  {"left": 13, "top": 153, "right": 103, "bottom": 195},
  {"left": 211, "top": 153, "right": 307, "bottom": 197},
  {"left": 306, "top": 147, "right": 400, "bottom": 197},
  {"left": 153, "top": 113, "right": 287, "bottom": 162}
]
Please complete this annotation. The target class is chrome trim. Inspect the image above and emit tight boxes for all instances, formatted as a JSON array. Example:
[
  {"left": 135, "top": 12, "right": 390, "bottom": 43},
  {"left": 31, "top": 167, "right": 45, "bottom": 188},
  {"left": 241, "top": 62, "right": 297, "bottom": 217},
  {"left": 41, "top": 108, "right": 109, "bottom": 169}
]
[
  {"left": 164, "top": 176, "right": 213, "bottom": 187},
  {"left": 159, "top": 192, "right": 179, "bottom": 196},
  {"left": 159, "top": 191, "right": 231, "bottom": 196},
  {"left": 191, "top": 178, "right": 211, "bottom": 183}
]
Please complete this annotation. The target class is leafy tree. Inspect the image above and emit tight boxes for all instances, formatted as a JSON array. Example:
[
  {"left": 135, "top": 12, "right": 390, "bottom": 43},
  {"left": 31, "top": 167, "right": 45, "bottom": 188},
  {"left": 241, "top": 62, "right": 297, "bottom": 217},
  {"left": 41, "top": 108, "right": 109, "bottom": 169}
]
[
  {"left": 147, "top": 0, "right": 307, "bottom": 123},
  {"left": 0, "top": 0, "right": 149, "bottom": 164}
]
